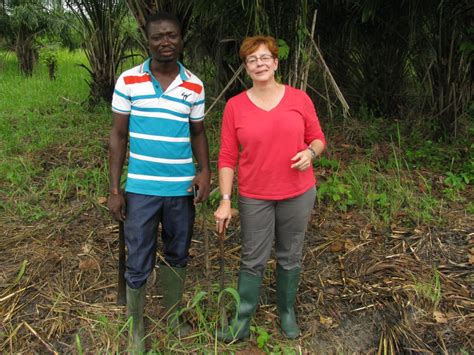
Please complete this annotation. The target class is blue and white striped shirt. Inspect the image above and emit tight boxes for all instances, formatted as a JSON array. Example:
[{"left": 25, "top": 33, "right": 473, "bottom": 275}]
[{"left": 112, "top": 58, "right": 205, "bottom": 196}]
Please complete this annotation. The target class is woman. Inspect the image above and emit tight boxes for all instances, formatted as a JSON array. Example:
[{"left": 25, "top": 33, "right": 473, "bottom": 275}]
[{"left": 214, "top": 35, "right": 326, "bottom": 341}]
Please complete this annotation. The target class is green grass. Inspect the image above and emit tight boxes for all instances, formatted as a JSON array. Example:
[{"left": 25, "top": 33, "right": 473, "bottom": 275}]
[
  {"left": 0, "top": 49, "right": 110, "bottom": 221},
  {"left": 412, "top": 268, "right": 442, "bottom": 308},
  {"left": 316, "top": 117, "right": 473, "bottom": 225},
  {"left": 316, "top": 158, "right": 442, "bottom": 225},
  {"left": 0, "top": 50, "right": 90, "bottom": 112}
]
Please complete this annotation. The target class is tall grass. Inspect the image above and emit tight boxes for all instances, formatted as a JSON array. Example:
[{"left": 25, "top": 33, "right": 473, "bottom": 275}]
[
  {"left": 0, "top": 50, "right": 89, "bottom": 112},
  {"left": 0, "top": 50, "right": 110, "bottom": 221}
]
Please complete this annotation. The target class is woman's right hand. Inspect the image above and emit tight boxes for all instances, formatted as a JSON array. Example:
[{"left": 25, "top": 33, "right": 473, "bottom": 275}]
[{"left": 214, "top": 200, "right": 232, "bottom": 233}]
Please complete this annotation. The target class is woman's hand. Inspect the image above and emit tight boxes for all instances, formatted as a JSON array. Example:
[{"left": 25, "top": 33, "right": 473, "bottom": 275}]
[
  {"left": 214, "top": 200, "right": 232, "bottom": 233},
  {"left": 290, "top": 149, "right": 313, "bottom": 171}
]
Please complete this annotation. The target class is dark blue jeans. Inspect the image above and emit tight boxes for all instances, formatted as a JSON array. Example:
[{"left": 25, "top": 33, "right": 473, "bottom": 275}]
[{"left": 124, "top": 192, "right": 195, "bottom": 289}]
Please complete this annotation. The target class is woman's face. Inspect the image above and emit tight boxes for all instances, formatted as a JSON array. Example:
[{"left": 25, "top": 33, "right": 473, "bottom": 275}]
[{"left": 244, "top": 44, "right": 278, "bottom": 83}]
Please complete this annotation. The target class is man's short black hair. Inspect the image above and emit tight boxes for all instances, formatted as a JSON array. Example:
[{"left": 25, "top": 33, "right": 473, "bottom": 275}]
[{"left": 145, "top": 12, "right": 182, "bottom": 37}]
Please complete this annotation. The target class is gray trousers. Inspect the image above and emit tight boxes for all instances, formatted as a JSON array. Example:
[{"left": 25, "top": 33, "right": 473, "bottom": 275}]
[{"left": 238, "top": 187, "right": 316, "bottom": 277}]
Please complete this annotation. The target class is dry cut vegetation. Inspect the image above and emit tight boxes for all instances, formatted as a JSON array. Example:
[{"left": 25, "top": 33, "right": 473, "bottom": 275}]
[{"left": 1, "top": 152, "right": 472, "bottom": 353}]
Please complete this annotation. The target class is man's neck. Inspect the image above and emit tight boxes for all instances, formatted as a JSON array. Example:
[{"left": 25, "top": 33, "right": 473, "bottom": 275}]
[{"left": 150, "top": 58, "right": 179, "bottom": 77}]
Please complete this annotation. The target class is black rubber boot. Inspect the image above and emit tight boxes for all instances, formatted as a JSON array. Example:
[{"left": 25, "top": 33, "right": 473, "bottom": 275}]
[
  {"left": 160, "top": 265, "right": 192, "bottom": 337},
  {"left": 216, "top": 271, "right": 263, "bottom": 342},
  {"left": 276, "top": 265, "right": 301, "bottom": 339},
  {"left": 126, "top": 284, "right": 146, "bottom": 353}
]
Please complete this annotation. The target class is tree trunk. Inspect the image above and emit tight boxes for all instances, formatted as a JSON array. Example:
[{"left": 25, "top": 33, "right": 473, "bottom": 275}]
[{"left": 16, "top": 32, "right": 37, "bottom": 76}]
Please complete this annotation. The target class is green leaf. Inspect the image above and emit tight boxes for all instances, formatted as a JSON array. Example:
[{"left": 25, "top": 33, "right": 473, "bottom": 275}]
[
  {"left": 255, "top": 326, "right": 270, "bottom": 348},
  {"left": 189, "top": 290, "right": 207, "bottom": 308},
  {"left": 15, "top": 260, "right": 28, "bottom": 283},
  {"left": 218, "top": 286, "right": 240, "bottom": 322},
  {"left": 277, "top": 38, "right": 290, "bottom": 60},
  {"left": 75, "top": 334, "right": 83, "bottom": 355}
]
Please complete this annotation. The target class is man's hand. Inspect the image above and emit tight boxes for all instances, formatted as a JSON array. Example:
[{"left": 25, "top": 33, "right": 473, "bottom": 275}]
[
  {"left": 108, "top": 192, "right": 126, "bottom": 221},
  {"left": 189, "top": 169, "right": 211, "bottom": 203}
]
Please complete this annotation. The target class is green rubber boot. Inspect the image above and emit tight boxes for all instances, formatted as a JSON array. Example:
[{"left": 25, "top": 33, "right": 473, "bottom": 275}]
[
  {"left": 217, "top": 271, "right": 263, "bottom": 342},
  {"left": 160, "top": 265, "right": 192, "bottom": 337},
  {"left": 276, "top": 265, "right": 301, "bottom": 339},
  {"left": 126, "top": 284, "right": 146, "bottom": 353}
]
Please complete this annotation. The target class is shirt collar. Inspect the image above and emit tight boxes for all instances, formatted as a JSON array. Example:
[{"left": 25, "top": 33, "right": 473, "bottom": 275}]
[{"left": 142, "top": 58, "right": 189, "bottom": 81}]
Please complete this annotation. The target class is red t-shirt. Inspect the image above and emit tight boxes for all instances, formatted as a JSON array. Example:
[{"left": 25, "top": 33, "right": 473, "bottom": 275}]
[{"left": 218, "top": 85, "right": 326, "bottom": 200}]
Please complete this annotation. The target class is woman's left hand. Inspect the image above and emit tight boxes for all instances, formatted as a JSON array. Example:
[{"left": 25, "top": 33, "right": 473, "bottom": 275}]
[{"left": 290, "top": 149, "right": 313, "bottom": 171}]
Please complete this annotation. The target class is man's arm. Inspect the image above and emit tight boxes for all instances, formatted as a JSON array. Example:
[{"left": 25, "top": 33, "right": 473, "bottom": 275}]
[
  {"left": 189, "top": 120, "right": 211, "bottom": 203},
  {"left": 107, "top": 112, "right": 129, "bottom": 221}
]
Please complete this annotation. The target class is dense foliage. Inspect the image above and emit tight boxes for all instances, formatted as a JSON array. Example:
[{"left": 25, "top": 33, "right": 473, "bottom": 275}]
[
  {"left": 125, "top": 0, "right": 472, "bottom": 139},
  {"left": 0, "top": 0, "right": 472, "bottom": 138},
  {"left": 66, "top": 0, "right": 133, "bottom": 105}
]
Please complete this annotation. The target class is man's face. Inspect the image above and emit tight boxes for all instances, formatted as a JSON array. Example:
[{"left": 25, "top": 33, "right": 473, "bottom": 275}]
[{"left": 147, "top": 20, "right": 183, "bottom": 63}]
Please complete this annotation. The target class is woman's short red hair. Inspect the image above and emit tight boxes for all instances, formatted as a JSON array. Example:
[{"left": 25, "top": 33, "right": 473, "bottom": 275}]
[{"left": 239, "top": 35, "right": 278, "bottom": 62}]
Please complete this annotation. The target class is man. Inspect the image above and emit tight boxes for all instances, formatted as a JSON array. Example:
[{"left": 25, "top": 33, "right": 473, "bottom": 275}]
[{"left": 107, "top": 12, "right": 210, "bottom": 351}]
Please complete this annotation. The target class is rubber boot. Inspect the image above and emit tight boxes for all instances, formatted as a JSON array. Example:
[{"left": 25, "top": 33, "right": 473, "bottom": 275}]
[
  {"left": 276, "top": 265, "right": 301, "bottom": 339},
  {"left": 160, "top": 265, "right": 192, "bottom": 337},
  {"left": 126, "top": 284, "right": 146, "bottom": 353},
  {"left": 217, "top": 271, "right": 263, "bottom": 342}
]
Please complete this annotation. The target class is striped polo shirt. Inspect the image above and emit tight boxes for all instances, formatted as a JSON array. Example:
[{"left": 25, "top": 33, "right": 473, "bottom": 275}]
[{"left": 111, "top": 58, "right": 205, "bottom": 197}]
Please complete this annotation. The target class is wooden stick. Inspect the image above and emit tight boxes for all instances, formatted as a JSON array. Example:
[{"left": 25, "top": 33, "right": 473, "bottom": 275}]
[
  {"left": 218, "top": 228, "right": 228, "bottom": 328},
  {"left": 117, "top": 221, "right": 126, "bottom": 306},
  {"left": 203, "top": 217, "right": 212, "bottom": 304},
  {"left": 23, "top": 321, "right": 58, "bottom": 354},
  {"left": 0, "top": 285, "right": 33, "bottom": 303}
]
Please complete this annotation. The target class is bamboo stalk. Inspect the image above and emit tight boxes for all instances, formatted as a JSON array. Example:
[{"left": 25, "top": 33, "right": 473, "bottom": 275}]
[
  {"left": 309, "top": 37, "right": 350, "bottom": 118},
  {"left": 301, "top": 9, "right": 317, "bottom": 92},
  {"left": 323, "top": 70, "right": 333, "bottom": 121},
  {"left": 205, "top": 64, "right": 244, "bottom": 116},
  {"left": 227, "top": 63, "right": 247, "bottom": 89}
]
